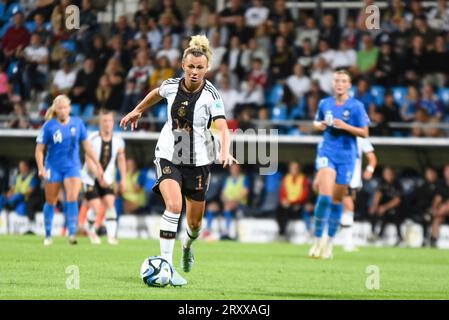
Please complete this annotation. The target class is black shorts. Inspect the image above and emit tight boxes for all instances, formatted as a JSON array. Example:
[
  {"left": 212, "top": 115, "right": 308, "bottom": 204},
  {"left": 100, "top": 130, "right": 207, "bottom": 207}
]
[
  {"left": 84, "top": 180, "right": 114, "bottom": 201},
  {"left": 153, "top": 158, "right": 211, "bottom": 202}
]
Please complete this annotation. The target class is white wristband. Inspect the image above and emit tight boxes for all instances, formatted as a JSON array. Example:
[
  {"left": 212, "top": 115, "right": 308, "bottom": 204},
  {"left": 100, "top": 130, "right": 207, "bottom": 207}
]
[{"left": 366, "top": 165, "right": 375, "bottom": 173}]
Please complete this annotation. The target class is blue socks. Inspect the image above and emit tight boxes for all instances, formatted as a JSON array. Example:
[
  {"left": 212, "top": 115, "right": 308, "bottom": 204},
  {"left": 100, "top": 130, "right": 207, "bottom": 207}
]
[
  {"left": 43, "top": 202, "right": 55, "bottom": 238},
  {"left": 205, "top": 210, "right": 214, "bottom": 230},
  {"left": 303, "top": 210, "right": 312, "bottom": 233},
  {"left": 66, "top": 201, "right": 79, "bottom": 237},
  {"left": 328, "top": 202, "right": 343, "bottom": 238},
  {"left": 313, "top": 195, "right": 331, "bottom": 238},
  {"left": 224, "top": 210, "right": 233, "bottom": 234}
]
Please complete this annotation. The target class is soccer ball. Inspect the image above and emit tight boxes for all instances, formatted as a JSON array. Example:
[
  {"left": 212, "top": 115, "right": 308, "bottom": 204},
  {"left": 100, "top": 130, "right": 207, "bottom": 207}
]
[{"left": 140, "top": 256, "right": 173, "bottom": 287}]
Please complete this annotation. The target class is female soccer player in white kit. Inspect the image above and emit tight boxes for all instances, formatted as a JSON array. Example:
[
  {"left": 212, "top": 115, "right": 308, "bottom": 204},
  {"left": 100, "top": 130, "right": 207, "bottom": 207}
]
[
  {"left": 81, "top": 109, "right": 126, "bottom": 245},
  {"left": 120, "top": 35, "right": 237, "bottom": 286}
]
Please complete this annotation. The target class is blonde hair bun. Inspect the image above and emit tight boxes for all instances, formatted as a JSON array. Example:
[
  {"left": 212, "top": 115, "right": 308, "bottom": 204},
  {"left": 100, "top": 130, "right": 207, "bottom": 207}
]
[{"left": 183, "top": 34, "right": 213, "bottom": 70}]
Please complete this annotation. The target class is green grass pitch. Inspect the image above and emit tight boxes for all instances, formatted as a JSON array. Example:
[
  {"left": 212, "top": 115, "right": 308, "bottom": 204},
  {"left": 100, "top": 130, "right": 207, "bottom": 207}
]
[{"left": 0, "top": 235, "right": 448, "bottom": 300}]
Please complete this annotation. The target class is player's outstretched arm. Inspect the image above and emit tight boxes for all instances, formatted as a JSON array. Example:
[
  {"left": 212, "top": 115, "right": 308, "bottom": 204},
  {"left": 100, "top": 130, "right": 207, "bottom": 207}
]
[
  {"left": 117, "top": 147, "right": 127, "bottom": 194},
  {"left": 214, "top": 118, "right": 238, "bottom": 168},
  {"left": 332, "top": 119, "right": 369, "bottom": 138},
  {"left": 120, "top": 88, "right": 163, "bottom": 131}
]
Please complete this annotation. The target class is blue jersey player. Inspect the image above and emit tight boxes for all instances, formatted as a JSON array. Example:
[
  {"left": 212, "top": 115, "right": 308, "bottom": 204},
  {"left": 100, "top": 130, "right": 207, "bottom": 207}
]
[
  {"left": 35, "top": 95, "right": 104, "bottom": 245},
  {"left": 309, "top": 70, "right": 369, "bottom": 259}
]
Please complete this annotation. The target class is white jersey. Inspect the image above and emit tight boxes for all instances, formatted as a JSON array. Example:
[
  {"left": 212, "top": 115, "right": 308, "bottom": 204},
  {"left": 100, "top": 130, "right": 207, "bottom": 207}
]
[
  {"left": 81, "top": 131, "right": 125, "bottom": 186},
  {"left": 155, "top": 77, "right": 226, "bottom": 166},
  {"left": 349, "top": 137, "right": 374, "bottom": 189}
]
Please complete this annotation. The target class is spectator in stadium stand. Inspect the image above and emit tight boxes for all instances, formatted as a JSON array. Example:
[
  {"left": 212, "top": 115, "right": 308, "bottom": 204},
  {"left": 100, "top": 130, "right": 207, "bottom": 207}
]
[
  {"left": 294, "top": 16, "right": 320, "bottom": 51},
  {"left": 377, "top": 91, "right": 402, "bottom": 136},
  {"left": 122, "top": 158, "right": 146, "bottom": 214},
  {"left": 400, "top": 85, "right": 420, "bottom": 122},
  {"left": 353, "top": 33, "right": 379, "bottom": 81},
  {"left": 247, "top": 58, "right": 268, "bottom": 88},
  {"left": 230, "top": 15, "right": 253, "bottom": 47},
  {"left": 217, "top": 75, "right": 239, "bottom": 120},
  {"left": 2, "top": 11, "right": 30, "bottom": 63},
  {"left": 70, "top": 57, "right": 100, "bottom": 111},
  {"left": 369, "top": 110, "right": 390, "bottom": 137},
  {"left": 111, "top": 15, "right": 135, "bottom": 51},
  {"left": 405, "top": 0, "right": 426, "bottom": 23},
  {"left": 310, "top": 57, "right": 333, "bottom": 95},
  {"left": 315, "top": 39, "right": 335, "bottom": 70},
  {"left": 109, "top": 35, "right": 132, "bottom": 72},
  {"left": 94, "top": 75, "right": 115, "bottom": 111},
  {"left": 26, "top": 0, "right": 55, "bottom": 22},
  {"left": 267, "top": 0, "right": 294, "bottom": 30},
  {"left": 8, "top": 102, "right": 30, "bottom": 129},
  {"left": 408, "top": 166, "right": 438, "bottom": 247},
  {"left": 0, "top": 64, "right": 9, "bottom": 113},
  {"left": 374, "top": 40, "right": 398, "bottom": 88},
  {"left": 88, "top": 34, "right": 112, "bottom": 72},
  {"left": 103, "top": 57, "right": 125, "bottom": 109},
  {"left": 419, "top": 83, "right": 444, "bottom": 121},
  {"left": 208, "top": 31, "right": 227, "bottom": 74},
  {"left": 383, "top": 0, "right": 406, "bottom": 31},
  {"left": 237, "top": 108, "right": 256, "bottom": 131},
  {"left": 220, "top": 164, "right": 249, "bottom": 240},
  {"left": 296, "top": 38, "right": 315, "bottom": 76},
  {"left": 257, "top": 107, "right": 272, "bottom": 131},
  {"left": 219, "top": 0, "right": 245, "bottom": 36},
  {"left": 355, "top": 78, "right": 377, "bottom": 117},
  {"left": 277, "top": 161, "right": 310, "bottom": 241},
  {"left": 77, "top": 0, "right": 99, "bottom": 54},
  {"left": 244, "top": 0, "right": 269, "bottom": 29},
  {"left": 275, "top": 21, "right": 295, "bottom": 51},
  {"left": 189, "top": 0, "right": 211, "bottom": 30},
  {"left": 120, "top": 50, "right": 152, "bottom": 114},
  {"left": 222, "top": 36, "right": 245, "bottom": 82},
  {"left": 182, "top": 14, "right": 202, "bottom": 40},
  {"left": 0, "top": 161, "right": 39, "bottom": 234},
  {"left": 237, "top": 78, "right": 265, "bottom": 111},
  {"left": 303, "top": 79, "right": 327, "bottom": 107},
  {"left": 285, "top": 63, "right": 311, "bottom": 107},
  {"left": 331, "top": 39, "right": 357, "bottom": 71},
  {"left": 31, "top": 13, "right": 52, "bottom": 47},
  {"left": 156, "top": 35, "right": 180, "bottom": 67},
  {"left": 158, "top": 12, "right": 182, "bottom": 49},
  {"left": 427, "top": 0, "right": 449, "bottom": 32},
  {"left": 411, "top": 16, "right": 437, "bottom": 50},
  {"left": 391, "top": 18, "right": 412, "bottom": 58},
  {"left": 430, "top": 164, "right": 449, "bottom": 247},
  {"left": 145, "top": 17, "right": 163, "bottom": 52},
  {"left": 214, "top": 62, "right": 239, "bottom": 90},
  {"left": 320, "top": 14, "right": 341, "bottom": 49},
  {"left": 368, "top": 167, "right": 404, "bottom": 246},
  {"left": 403, "top": 35, "right": 428, "bottom": 86},
  {"left": 51, "top": 58, "right": 77, "bottom": 98},
  {"left": 22, "top": 33, "right": 49, "bottom": 101},
  {"left": 148, "top": 55, "right": 175, "bottom": 90},
  {"left": 269, "top": 35, "right": 296, "bottom": 84},
  {"left": 341, "top": 17, "right": 359, "bottom": 49},
  {"left": 424, "top": 35, "right": 449, "bottom": 88},
  {"left": 50, "top": 0, "right": 71, "bottom": 38},
  {"left": 241, "top": 37, "right": 269, "bottom": 78},
  {"left": 134, "top": 0, "right": 159, "bottom": 28},
  {"left": 155, "top": 0, "right": 183, "bottom": 27}
]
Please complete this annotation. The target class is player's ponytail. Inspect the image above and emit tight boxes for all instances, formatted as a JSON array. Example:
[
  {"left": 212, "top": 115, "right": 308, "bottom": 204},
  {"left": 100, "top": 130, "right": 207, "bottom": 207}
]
[
  {"left": 45, "top": 95, "right": 71, "bottom": 120},
  {"left": 182, "top": 34, "right": 213, "bottom": 70}
]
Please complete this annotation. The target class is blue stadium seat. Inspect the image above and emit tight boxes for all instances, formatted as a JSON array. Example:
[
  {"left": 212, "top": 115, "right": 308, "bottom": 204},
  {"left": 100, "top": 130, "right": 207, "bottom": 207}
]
[
  {"left": 6, "top": 61, "right": 19, "bottom": 78},
  {"left": 61, "top": 40, "right": 77, "bottom": 53},
  {"left": 156, "top": 103, "right": 168, "bottom": 121},
  {"left": 348, "top": 87, "right": 355, "bottom": 97},
  {"left": 437, "top": 87, "right": 449, "bottom": 107},
  {"left": 3, "top": 2, "right": 21, "bottom": 22},
  {"left": 82, "top": 104, "right": 95, "bottom": 118},
  {"left": 271, "top": 105, "right": 287, "bottom": 121},
  {"left": 0, "top": 3, "right": 5, "bottom": 19},
  {"left": 25, "top": 21, "right": 36, "bottom": 33},
  {"left": 0, "top": 21, "right": 12, "bottom": 38},
  {"left": 71, "top": 104, "right": 81, "bottom": 116},
  {"left": 265, "top": 84, "right": 284, "bottom": 107},
  {"left": 371, "top": 85, "right": 385, "bottom": 106},
  {"left": 44, "top": 22, "right": 52, "bottom": 31},
  {"left": 392, "top": 87, "right": 407, "bottom": 106},
  {"left": 289, "top": 97, "right": 306, "bottom": 120}
]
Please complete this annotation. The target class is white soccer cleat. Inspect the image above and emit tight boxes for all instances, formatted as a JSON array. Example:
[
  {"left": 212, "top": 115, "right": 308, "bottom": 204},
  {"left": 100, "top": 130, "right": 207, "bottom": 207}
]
[
  {"left": 321, "top": 242, "right": 334, "bottom": 260},
  {"left": 43, "top": 238, "right": 53, "bottom": 246},
  {"left": 308, "top": 241, "right": 323, "bottom": 259},
  {"left": 88, "top": 231, "right": 101, "bottom": 245},
  {"left": 107, "top": 237, "right": 119, "bottom": 245},
  {"left": 170, "top": 268, "right": 188, "bottom": 287}
]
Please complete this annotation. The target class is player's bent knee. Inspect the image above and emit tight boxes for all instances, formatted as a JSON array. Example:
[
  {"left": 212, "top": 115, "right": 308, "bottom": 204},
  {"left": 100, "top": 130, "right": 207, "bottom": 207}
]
[
  {"left": 165, "top": 202, "right": 182, "bottom": 214},
  {"left": 188, "top": 221, "right": 202, "bottom": 231}
]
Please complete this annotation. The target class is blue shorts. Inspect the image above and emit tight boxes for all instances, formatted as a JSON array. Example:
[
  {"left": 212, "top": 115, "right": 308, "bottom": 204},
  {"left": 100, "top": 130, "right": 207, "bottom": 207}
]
[
  {"left": 45, "top": 166, "right": 81, "bottom": 183},
  {"left": 315, "top": 154, "right": 354, "bottom": 185}
]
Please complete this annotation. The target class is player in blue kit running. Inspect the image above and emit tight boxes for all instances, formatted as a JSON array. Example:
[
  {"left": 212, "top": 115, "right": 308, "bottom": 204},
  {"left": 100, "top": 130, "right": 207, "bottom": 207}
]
[
  {"left": 309, "top": 70, "right": 370, "bottom": 259},
  {"left": 35, "top": 95, "right": 105, "bottom": 245}
]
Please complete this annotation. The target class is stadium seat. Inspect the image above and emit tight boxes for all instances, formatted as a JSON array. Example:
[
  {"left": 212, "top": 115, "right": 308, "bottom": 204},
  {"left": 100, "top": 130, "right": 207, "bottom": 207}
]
[
  {"left": 61, "top": 40, "right": 77, "bottom": 53},
  {"left": 437, "top": 87, "right": 449, "bottom": 107},
  {"left": 82, "top": 104, "right": 95, "bottom": 118},
  {"left": 348, "top": 87, "right": 355, "bottom": 97},
  {"left": 0, "top": 3, "right": 5, "bottom": 19},
  {"left": 156, "top": 103, "right": 168, "bottom": 121},
  {"left": 371, "top": 85, "right": 385, "bottom": 106},
  {"left": 70, "top": 104, "right": 81, "bottom": 116},
  {"left": 392, "top": 87, "right": 407, "bottom": 106},
  {"left": 25, "top": 21, "right": 36, "bottom": 33},
  {"left": 289, "top": 97, "right": 306, "bottom": 120},
  {"left": 3, "top": 2, "right": 21, "bottom": 22},
  {"left": 0, "top": 21, "right": 12, "bottom": 38},
  {"left": 271, "top": 105, "right": 287, "bottom": 121},
  {"left": 265, "top": 84, "right": 284, "bottom": 108},
  {"left": 6, "top": 61, "right": 19, "bottom": 78}
]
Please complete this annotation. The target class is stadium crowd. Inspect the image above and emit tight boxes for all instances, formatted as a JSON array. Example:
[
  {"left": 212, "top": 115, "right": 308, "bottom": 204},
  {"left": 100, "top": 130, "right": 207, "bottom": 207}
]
[{"left": 1, "top": 0, "right": 449, "bottom": 247}]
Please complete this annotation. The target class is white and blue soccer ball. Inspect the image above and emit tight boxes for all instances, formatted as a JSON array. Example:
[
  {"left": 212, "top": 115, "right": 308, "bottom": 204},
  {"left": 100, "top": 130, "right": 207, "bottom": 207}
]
[{"left": 140, "top": 256, "right": 173, "bottom": 287}]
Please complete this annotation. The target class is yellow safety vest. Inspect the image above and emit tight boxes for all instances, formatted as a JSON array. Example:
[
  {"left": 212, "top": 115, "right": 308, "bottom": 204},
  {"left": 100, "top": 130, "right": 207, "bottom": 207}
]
[
  {"left": 14, "top": 173, "right": 34, "bottom": 197},
  {"left": 123, "top": 171, "right": 146, "bottom": 207},
  {"left": 223, "top": 175, "right": 247, "bottom": 205},
  {"left": 285, "top": 174, "right": 305, "bottom": 203}
]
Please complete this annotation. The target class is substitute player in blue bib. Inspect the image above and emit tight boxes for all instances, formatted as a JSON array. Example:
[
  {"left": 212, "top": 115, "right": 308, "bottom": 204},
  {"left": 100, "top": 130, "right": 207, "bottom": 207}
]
[
  {"left": 309, "top": 70, "right": 370, "bottom": 259},
  {"left": 35, "top": 95, "right": 105, "bottom": 245}
]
